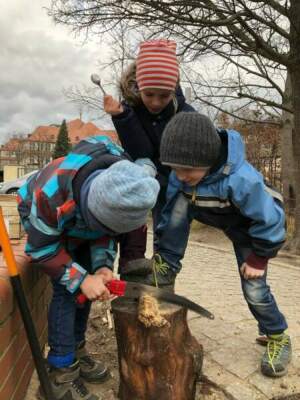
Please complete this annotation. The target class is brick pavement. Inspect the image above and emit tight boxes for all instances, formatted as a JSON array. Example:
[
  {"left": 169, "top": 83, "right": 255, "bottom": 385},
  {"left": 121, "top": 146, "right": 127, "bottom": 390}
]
[{"left": 175, "top": 240, "right": 300, "bottom": 400}]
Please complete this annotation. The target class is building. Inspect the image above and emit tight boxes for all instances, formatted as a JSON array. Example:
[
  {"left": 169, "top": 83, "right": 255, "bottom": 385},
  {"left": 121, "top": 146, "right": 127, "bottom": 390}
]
[{"left": 0, "top": 119, "right": 118, "bottom": 181}]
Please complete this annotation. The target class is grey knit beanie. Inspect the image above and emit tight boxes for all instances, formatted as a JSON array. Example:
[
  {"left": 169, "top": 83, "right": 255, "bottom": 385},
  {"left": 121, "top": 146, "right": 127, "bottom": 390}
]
[
  {"left": 160, "top": 112, "right": 221, "bottom": 168},
  {"left": 87, "top": 160, "right": 160, "bottom": 233}
]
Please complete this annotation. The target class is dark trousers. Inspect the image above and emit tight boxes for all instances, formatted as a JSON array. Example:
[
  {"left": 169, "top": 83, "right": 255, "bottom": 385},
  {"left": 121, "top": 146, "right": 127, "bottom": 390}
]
[
  {"left": 48, "top": 243, "right": 92, "bottom": 368},
  {"left": 118, "top": 185, "right": 167, "bottom": 271},
  {"left": 48, "top": 279, "right": 91, "bottom": 367}
]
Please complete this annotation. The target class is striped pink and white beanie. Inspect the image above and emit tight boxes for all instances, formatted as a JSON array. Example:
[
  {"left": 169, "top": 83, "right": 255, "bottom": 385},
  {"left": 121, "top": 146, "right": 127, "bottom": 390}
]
[{"left": 136, "top": 39, "right": 179, "bottom": 91}]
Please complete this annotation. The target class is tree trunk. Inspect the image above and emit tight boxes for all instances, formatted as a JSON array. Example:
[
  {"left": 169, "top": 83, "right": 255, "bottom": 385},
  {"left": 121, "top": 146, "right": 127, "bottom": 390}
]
[
  {"left": 111, "top": 297, "right": 203, "bottom": 400},
  {"left": 281, "top": 73, "right": 295, "bottom": 211},
  {"left": 289, "top": 0, "right": 300, "bottom": 253}
]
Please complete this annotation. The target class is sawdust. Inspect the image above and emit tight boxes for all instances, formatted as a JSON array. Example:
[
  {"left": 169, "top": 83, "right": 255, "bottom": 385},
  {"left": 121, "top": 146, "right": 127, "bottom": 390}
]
[{"left": 138, "top": 293, "right": 170, "bottom": 328}]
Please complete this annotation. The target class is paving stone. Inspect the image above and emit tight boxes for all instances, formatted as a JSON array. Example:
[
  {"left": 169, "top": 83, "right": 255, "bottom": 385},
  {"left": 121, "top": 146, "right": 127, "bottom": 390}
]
[
  {"left": 197, "top": 321, "right": 242, "bottom": 341},
  {"left": 219, "top": 312, "right": 251, "bottom": 323},
  {"left": 203, "top": 358, "right": 237, "bottom": 388},
  {"left": 210, "top": 346, "right": 260, "bottom": 379},
  {"left": 217, "top": 334, "right": 261, "bottom": 353},
  {"left": 225, "top": 382, "right": 264, "bottom": 400},
  {"left": 249, "top": 372, "right": 300, "bottom": 398},
  {"left": 290, "top": 349, "right": 300, "bottom": 368},
  {"left": 189, "top": 321, "right": 219, "bottom": 353}
]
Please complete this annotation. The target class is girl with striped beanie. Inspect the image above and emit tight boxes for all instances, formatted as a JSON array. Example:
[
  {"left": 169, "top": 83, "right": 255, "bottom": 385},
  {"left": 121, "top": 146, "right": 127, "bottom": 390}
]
[
  {"left": 136, "top": 39, "right": 179, "bottom": 92},
  {"left": 103, "top": 38, "right": 195, "bottom": 279}
]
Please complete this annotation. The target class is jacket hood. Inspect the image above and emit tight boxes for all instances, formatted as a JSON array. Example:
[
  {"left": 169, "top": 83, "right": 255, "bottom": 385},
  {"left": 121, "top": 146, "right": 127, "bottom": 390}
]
[
  {"left": 119, "top": 62, "right": 140, "bottom": 106},
  {"left": 203, "top": 129, "right": 246, "bottom": 184},
  {"left": 119, "top": 61, "right": 187, "bottom": 108}
]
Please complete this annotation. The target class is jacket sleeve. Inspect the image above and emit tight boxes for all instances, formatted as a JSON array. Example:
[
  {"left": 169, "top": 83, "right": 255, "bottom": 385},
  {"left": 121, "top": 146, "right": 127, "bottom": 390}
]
[
  {"left": 229, "top": 170, "right": 286, "bottom": 269},
  {"left": 22, "top": 217, "right": 89, "bottom": 294},
  {"left": 18, "top": 188, "right": 87, "bottom": 294},
  {"left": 89, "top": 236, "right": 117, "bottom": 272},
  {"left": 112, "top": 103, "right": 155, "bottom": 160}
]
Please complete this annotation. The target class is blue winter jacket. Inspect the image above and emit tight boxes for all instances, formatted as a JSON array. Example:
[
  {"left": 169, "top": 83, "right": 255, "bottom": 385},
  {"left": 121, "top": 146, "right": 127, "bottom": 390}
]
[{"left": 156, "top": 129, "right": 286, "bottom": 271}]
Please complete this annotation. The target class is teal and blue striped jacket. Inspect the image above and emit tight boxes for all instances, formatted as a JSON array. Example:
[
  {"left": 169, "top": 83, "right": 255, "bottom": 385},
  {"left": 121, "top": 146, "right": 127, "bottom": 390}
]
[{"left": 18, "top": 135, "right": 128, "bottom": 293}]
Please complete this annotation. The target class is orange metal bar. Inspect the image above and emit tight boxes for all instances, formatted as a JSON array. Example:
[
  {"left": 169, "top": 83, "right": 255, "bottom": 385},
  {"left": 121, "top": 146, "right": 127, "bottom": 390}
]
[{"left": 0, "top": 207, "right": 19, "bottom": 277}]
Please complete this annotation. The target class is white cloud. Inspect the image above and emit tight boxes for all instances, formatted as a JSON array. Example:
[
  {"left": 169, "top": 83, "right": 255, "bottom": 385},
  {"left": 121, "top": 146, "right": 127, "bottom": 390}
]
[{"left": 0, "top": 0, "right": 111, "bottom": 144}]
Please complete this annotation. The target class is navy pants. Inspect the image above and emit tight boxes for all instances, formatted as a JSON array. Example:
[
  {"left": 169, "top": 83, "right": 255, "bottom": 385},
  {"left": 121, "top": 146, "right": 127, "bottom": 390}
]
[
  {"left": 48, "top": 279, "right": 91, "bottom": 367},
  {"left": 47, "top": 242, "right": 92, "bottom": 368}
]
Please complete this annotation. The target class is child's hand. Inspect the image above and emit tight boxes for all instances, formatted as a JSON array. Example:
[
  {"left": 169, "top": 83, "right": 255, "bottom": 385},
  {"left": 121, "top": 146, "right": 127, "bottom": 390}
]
[
  {"left": 95, "top": 267, "right": 114, "bottom": 284},
  {"left": 80, "top": 274, "right": 111, "bottom": 301},
  {"left": 104, "top": 95, "right": 124, "bottom": 116},
  {"left": 240, "top": 263, "right": 265, "bottom": 280}
]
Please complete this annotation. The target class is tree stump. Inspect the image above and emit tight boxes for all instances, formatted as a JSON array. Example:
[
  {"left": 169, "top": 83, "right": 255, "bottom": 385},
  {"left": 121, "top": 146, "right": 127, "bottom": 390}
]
[{"left": 111, "top": 295, "right": 203, "bottom": 400}]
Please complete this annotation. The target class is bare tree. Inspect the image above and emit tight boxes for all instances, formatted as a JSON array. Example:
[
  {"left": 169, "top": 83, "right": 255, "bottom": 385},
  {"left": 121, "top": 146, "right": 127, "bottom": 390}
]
[
  {"left": 50, "top": 0, "right": 300, "bottom": 252},
  {"left": 62, "top": 23, "right": 143, "bottom": 121}
]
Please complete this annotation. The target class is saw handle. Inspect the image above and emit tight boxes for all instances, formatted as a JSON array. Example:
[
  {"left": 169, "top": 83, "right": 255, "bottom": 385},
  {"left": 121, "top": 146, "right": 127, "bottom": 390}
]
[{"left": 76, "top": 279, "right": 127, "bottom": 305}]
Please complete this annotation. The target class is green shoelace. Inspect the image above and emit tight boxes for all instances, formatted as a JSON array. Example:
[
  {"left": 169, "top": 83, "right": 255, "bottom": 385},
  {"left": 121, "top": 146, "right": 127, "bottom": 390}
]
[
  {"left": 267, "top": 335, "right": 289, "bottom": 373},
  {"left": 152, "top": 254, "right": 169, "bottom": 287}
]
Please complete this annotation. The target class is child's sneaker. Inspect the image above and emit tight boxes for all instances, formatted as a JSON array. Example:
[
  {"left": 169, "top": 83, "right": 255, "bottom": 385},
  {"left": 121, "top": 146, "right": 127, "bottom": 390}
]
[
  {"left": 76, "top": 341, "right": 109, "bottom": 383},
  {"left": 261, "top": 333, "right": 292, "bottom": 377},
  {"left": 37, "top": 360, "right": 99, "bottom": 400},
  {"left": 121, "top": 254, "right": 176, "bottom": 289}
]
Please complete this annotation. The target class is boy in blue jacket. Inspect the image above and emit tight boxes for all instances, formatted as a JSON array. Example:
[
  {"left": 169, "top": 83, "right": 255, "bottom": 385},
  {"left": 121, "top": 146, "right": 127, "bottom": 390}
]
[{"left": 155, "top": 112, "right": 291, "bottom": 378}]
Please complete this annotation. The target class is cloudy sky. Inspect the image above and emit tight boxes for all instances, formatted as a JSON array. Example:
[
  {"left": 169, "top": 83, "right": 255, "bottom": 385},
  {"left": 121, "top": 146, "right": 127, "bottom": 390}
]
[{"left": 0, "top": 1, "right": 112, "bottom": 144}]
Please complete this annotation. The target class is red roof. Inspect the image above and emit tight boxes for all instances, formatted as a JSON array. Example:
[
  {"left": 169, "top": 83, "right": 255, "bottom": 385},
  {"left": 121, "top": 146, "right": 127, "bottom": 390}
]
[
  {"left": 1, "top": 138, "right": 23, "bottom": 151},
  {"left": 28, "top": 119, "right": 118, "bottom": 144}
]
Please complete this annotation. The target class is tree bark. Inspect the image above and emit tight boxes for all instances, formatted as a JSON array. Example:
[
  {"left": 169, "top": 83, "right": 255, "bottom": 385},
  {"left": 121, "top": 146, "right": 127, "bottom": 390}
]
[
  {"left": 111, "top": 297, "right": 203, "bottom": 400},
  {"left": 281, "top": 73, "right": 295, "bottom": 211},
  {"left": 289, "top": 0, "right": 300, "bottom": 253}
]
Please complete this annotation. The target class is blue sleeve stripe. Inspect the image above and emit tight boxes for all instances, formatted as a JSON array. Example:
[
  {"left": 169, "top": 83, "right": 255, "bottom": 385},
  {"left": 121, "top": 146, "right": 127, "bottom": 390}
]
[
  {"left": 18, "top": 183, "right": 28, "bottom": 199},
  {"left": 29, "top": 214, "right": 61, "bottom": 236},
  {"left": 25, "top": 241, "right": 61, "bottom": 259},
  {"left": 60, "top": 153, "right": 92, "bottom": 170},
  {"left": 43, "top": 175, "right": 59, "bottom": 197},
  {"left": 31, "top": 197, "right": 37, "bottom": 217},
  {"left": 84, "top": 136, "right": 111, "bottom": 144}
]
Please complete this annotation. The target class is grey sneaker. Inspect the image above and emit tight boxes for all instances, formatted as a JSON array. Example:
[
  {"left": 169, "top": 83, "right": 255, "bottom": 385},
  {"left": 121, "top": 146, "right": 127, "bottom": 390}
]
[
  {"left": 261, "top": 334, "right": 292, "bottom": 377},
  {"left": 76, "top": 342, "right": 109, "bottom": 383},
  {"left": 37, "top": 360, "right": 99, "bottom": 400},
  {"left": 121, "top": 254, "right": 176, "bottom": 290}
]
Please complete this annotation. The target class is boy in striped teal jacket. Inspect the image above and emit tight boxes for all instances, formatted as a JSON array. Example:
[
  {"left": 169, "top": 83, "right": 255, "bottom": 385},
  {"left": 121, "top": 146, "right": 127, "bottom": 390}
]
[{"left": 18, "top": 135, "right": 159, "bottom": 400}]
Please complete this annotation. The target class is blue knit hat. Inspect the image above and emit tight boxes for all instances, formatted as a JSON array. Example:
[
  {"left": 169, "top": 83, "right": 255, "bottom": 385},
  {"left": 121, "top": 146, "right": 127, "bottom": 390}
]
[{"left": 87, "top": 160, "right": 160, "bottom": 233}]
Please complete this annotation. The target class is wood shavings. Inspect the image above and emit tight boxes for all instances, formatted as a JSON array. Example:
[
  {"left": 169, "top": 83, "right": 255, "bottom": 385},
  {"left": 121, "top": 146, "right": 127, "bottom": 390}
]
[{"left": 138, "top": 294, "right": 170, "bottom": 328}]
